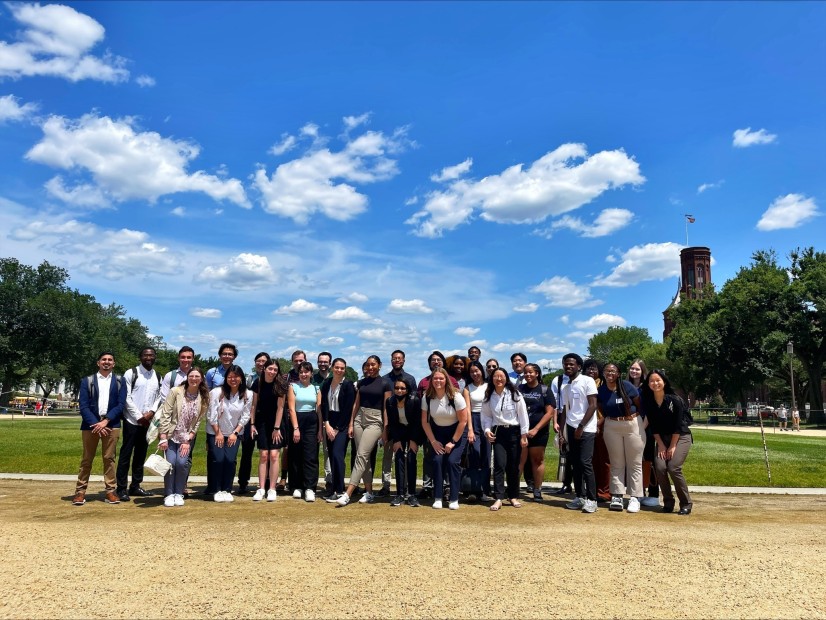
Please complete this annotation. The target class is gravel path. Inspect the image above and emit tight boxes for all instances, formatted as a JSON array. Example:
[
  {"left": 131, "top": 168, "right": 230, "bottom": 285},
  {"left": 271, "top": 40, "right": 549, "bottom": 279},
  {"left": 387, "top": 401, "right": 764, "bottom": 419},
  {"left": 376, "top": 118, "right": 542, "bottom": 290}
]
[{"left": 0, "top": 480, "right": 823, "bottom": 619}]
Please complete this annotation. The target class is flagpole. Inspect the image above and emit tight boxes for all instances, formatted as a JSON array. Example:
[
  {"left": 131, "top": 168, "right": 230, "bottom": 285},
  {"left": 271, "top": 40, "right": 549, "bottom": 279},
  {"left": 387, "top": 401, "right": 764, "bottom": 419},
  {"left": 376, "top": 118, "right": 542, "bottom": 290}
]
[{"left": 685, "top": 215, "right": 688, "bottom": 246}]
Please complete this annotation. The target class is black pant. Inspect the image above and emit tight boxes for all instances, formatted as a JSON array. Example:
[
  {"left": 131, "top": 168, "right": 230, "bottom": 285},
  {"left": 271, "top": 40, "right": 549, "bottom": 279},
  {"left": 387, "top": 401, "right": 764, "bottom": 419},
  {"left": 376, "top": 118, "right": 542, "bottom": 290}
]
[
  {"left": 327, "top": 427, "right": 349, "bottom": 494},
  {"left": 288, "top": 411, "right": 319, "bottom": 491},
  {"left": 492, "top": 425, "right": 521, "bottom": 500},
  {"left": 116, "top": 421, "right": 148, "bottom": 493},
  {"left": 394, "top": 443, "right": 418, "bottom": 496},
  {"left": 567, "top": 425, "right": 596, "bottom": 501},
  {"left": 205, "top": 433, "right": 217, "bottom": 493},
  {"left": 236, "top": 422, "right": 254, "bottom": 490}
]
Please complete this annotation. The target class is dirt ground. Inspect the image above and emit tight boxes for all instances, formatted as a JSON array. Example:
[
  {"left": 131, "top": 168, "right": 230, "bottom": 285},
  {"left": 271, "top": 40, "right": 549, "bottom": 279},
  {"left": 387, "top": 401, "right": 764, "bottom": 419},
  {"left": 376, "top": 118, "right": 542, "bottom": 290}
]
[{"left": 0, "top": 480, "right": 823, "bottom": 620}]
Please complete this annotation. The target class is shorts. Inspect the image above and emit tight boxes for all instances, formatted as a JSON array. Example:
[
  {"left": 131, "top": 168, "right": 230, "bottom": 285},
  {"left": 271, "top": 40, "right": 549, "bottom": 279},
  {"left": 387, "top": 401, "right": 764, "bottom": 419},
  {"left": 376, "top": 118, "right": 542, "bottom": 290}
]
[
  {"left": 255, "top": 421, "right": 284, "bottom": 450},
  {"left": 527, "top": 427, "right": 550, "bottom": 448}
]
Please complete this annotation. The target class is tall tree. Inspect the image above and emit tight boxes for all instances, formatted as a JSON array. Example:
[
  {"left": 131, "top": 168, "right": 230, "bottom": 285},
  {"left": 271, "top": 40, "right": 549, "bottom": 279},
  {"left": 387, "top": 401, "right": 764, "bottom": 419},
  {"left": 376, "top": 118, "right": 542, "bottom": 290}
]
[{"left": 588, "top": 326, "right": 654, "bottom": 372}]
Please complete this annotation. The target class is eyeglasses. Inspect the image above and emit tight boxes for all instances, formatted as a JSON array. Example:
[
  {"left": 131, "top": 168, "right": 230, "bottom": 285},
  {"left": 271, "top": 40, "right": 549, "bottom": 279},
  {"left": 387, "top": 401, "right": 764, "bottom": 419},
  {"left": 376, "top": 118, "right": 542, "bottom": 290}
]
[{"left": 486, "top": 365, "right": 498, "bottom": 369}]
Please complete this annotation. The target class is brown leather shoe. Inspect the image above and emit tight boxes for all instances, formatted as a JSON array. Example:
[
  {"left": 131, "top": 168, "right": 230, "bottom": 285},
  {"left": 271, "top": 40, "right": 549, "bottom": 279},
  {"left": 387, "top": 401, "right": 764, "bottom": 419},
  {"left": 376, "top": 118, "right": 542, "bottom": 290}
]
[
  {"left": 104, "top": 491, "right": 121, "bottom": 504},
  {"left": 72, "top": 492, "right": 86, "bottom": 506}
]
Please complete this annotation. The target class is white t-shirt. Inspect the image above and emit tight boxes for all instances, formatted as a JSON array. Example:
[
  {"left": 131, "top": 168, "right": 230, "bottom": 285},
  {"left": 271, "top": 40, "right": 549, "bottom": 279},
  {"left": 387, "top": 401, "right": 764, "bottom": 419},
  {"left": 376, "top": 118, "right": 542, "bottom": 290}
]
[
  {"left": 423, "top": 393, "right": 467, "bottom": 427},
  {"left": 467, "top": 383, "right": 486, "bottom": 413},
  {"left": 562, "top": 374, "right": 598, "bottom": 432}
]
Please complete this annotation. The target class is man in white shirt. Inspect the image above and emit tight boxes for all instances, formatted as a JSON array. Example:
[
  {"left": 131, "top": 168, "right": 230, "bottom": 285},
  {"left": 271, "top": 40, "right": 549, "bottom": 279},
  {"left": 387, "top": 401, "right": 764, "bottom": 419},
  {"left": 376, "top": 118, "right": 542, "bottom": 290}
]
[
  {"left": 560, "top": 353, "right": 599, "bottom": 513},
  {"left": 116, "top": 347, "right": 162, "bottom": 501},
  {"left": 159, "top": 346, "right": 195, "bottom": 402},
  {"left": 509, "top": 352, "right": 527, "bottom": 386}
]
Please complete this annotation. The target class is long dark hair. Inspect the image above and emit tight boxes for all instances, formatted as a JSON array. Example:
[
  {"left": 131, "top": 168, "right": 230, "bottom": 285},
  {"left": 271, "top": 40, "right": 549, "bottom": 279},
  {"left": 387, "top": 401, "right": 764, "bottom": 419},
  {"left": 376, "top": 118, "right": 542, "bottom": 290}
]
[
  {"left": 484, "top": 368, "right": 520, "bottom": 402},
  {"left": 467, "top": 360, "right": 486, "bottom": 386},
  {"left": 603, "top": 362, "right": 631, "bottom": 409},
  {"left": 220, "top": 364, "right": 248, "bottom": 399},
  {"left": 262, "top": 359, "right": 287, "bottom": 396},
  {"left": 640, "top": 368, "right": 675, "bottom": 413}
]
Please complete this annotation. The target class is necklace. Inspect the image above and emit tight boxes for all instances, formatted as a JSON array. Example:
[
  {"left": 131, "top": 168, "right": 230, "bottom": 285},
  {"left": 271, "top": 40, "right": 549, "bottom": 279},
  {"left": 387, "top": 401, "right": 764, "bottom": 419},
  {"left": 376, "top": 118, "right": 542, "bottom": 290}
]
[{"left": 185, "top": 391, "right": 197, "bottom": 400}]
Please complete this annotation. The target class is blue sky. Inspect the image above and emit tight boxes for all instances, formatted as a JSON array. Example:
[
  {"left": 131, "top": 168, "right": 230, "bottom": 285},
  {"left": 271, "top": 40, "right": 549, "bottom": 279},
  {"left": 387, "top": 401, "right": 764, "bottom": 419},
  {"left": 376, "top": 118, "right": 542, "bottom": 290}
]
[{"left": 1, "top": 1, "right": 824, "bottom": 380}]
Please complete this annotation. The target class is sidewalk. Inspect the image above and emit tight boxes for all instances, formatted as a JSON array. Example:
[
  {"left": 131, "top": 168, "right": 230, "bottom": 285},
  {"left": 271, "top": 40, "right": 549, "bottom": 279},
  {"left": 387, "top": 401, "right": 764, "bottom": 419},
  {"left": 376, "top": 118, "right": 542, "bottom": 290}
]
[{"left": 1, "top": 472, "right": 823, "bottom": 495}]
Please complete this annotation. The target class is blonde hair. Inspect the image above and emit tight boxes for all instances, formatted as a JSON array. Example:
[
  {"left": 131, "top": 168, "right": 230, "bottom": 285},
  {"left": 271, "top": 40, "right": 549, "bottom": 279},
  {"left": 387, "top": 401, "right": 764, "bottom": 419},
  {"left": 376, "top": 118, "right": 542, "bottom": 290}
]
[{"left": 425, "top": 367, "right": 456, "bottom": 401}]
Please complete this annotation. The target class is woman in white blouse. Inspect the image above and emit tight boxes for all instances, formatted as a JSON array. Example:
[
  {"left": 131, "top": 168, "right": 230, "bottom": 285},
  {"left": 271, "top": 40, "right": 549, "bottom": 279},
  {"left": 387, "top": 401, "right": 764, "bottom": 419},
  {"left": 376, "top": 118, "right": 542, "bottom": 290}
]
[
  {"left": 481, "top": 368, "right": 529, "bottom": 511},
  {"left": 421, "top": 367, "right": 469, "bottom": 510},
  {"left": 207, "top": 364, "right": 251, "bottom": 503}
]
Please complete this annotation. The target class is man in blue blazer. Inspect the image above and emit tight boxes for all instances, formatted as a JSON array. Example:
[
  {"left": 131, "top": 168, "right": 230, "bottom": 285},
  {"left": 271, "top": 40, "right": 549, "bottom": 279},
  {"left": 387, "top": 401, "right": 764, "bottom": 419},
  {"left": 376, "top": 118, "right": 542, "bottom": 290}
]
[{"left": 72, "top": 351, "right": 127, "bottom": 506}]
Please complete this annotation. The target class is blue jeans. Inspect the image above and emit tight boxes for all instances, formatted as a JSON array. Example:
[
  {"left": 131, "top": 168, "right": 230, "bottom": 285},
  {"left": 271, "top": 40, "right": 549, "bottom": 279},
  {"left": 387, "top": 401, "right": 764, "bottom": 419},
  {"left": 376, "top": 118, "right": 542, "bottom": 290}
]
[
  {"left": 208, "top": 434, "right": 241, "bottom": 493},
  {"left": 164, "top": 441, "right": 192, "bottom": 496},
  {"left": 430, "top": 423, "right": 466, "bottom": 503}
]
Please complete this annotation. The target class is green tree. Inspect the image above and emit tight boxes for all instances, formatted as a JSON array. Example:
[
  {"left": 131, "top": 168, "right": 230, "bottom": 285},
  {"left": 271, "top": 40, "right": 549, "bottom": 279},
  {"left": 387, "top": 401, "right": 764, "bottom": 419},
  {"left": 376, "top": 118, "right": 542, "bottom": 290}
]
[{"left": 588, "top": 326, "right": 654, "bottom": 372}]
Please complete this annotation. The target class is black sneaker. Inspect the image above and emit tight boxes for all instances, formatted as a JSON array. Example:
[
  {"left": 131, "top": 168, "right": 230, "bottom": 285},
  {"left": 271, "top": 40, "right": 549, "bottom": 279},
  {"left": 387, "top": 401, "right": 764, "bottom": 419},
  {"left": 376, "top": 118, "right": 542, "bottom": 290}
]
[
  {"left": 390, "top": 495, "right": 404, "bottom": 507},
  {"left": 407, "top": 495, "right": 420, "bottom": 508},
  {"left": 376, "top": 487, "right": 391, "bottom": 497}
]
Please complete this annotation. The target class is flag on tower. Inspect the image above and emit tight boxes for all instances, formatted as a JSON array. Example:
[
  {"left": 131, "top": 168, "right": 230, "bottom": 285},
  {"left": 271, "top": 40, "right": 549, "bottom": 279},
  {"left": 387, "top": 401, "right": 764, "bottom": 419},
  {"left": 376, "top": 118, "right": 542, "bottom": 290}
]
[{"left": 686, "top": 214, "right": 696, "bottom": 224}]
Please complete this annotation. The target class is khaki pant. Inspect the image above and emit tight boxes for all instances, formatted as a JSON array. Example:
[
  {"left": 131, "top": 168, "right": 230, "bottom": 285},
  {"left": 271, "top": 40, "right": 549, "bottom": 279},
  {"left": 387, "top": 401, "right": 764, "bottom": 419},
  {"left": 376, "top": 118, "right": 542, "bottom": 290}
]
[
  {"left": 603, "top": 417, "right": 644, "bottom": 497},
  {"left": 654, "top": 432, "right": 693, "bottom": 508},
  {"left": 75, "top": 428, "right": 121, "bottom": 493},
  {"left": 349, "top": 407, "right": 383, "bottom": 487}
]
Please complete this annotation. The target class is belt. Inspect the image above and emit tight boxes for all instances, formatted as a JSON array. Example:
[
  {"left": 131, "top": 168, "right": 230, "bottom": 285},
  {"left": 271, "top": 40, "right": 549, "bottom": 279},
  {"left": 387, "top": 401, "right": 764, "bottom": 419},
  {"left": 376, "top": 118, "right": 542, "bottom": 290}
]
[{"left": 609, "top": 413, "right": 638, "bottom": 422}]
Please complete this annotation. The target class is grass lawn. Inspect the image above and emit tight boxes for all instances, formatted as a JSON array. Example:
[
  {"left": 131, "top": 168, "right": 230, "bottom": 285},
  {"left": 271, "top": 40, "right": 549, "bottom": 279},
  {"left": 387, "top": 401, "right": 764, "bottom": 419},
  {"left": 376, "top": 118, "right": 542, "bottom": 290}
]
[{"left": 1, "top": 416, "right": 823, "bottom": 487}]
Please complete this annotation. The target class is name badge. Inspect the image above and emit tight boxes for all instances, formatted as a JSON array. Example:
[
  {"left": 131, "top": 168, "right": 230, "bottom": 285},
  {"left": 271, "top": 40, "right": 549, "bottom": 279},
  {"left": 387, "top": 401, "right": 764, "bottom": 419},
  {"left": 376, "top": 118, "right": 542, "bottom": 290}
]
[{"left": 616, "top": 398, "right": 623, "bottom": 404}]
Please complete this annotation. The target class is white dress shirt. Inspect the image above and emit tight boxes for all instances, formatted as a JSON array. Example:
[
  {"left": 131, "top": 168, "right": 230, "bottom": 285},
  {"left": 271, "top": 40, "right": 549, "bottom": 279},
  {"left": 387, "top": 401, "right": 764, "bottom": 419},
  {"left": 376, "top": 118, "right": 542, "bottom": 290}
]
[
  {"left": 96, "top": 372, "right": 112, "bottom": 420},
  {"left": 481, "top": 389, "right": 529, "bottom": 435},
  {"left": 124, "top": 365, "right": 162, "bottom": 425}
]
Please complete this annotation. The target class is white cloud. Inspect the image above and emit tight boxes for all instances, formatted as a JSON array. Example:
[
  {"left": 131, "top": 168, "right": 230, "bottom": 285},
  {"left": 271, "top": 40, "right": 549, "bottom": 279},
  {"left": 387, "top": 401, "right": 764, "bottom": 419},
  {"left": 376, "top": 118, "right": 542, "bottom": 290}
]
[
  {"left": 0, "top": 94, "right": 38, "bottom": 122},
  {"left": 319, "top": 336, "right": 344, "bottom": 346},
  {"left": 43, "top": 177, "right": 108, "bottom": 207},
  {"left": 490, "top": 339, "right": 569, "bottom": 355},
  {"left": 191, "top": 307, "right": 222, "bottom": 319},
  {"left": 269, "top": 133, "right": 297, "bottom": 156},
  {"left": 531, "top": 276, "right": 602, "bottom": 308},
  {"left": 9, "top": 217, "right": 182, "bottom": 279},
  {"left": 274, "top": 298, "right": 324, "bottom": 315},
  {"left": 27, "top": 113, "right": 250, "bottom": 208},
  {"left": 343, "top": 112, "right": 371, "bottom": 131},
  {"left": 464, "top": 339, "right": 488, "bottom": 348},
  {"left": 337, "top": 292, "right": 368, "bottom": 304},
  {"left": 254, "top": 119, "right": 410, "bottom": 224},
  {"left": 592, "top": 242, "right": 683, "bottom": 287},
  {"left": 454, "top": 326, "right": 479, "bottom": 337},
  {"left": 513, "top": 302, "right": 539, "bottom": 313},
  {"left": 574, "top": 313, "right": 627, "bottom": 330},
  {"left": 756, "top": 194, "right": 819, "bottom": 231},
  {"left": 359, "top": 325, "right": 422, "bottom": 344},
  {"left": 407, "top": 143, "right": 644, "bottom": 237},
  {"left": 171, "top": 206, "right": 186, "bottom": 217},
  {"left": 546, "top": 207, "right": 634, "bottom": 238},
  {"left": 559, "top": 315, "right": 570, "bottom": 325},
  {"left": 0, "top": 3, "right": 129, "bottom": 82},
  {"left": 328, "top": 306, "right": 370, "bottom": 321},
  {"left": 199, "top": 253, "right": 278, "bottom": 290},
  {"left": 387, "top": 298, "right": 434, "bottom": 314},
  {"left": 697, "top": 180, "right": 724, "bottom": 193},
  {"left": 430, "top": 158, "right": 472, "bottom": 183},
  {"left": 135, "top": 74, "right": 156, "bottom": 87},
  {"left": 733, "top": 127, "right": 777, "bottom": 148}
]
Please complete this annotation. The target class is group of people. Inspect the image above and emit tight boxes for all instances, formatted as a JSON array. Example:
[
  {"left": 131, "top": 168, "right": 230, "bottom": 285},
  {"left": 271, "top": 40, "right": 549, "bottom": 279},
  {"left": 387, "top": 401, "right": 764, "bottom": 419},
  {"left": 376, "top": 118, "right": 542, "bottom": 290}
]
[{"left": 71, "top": 343, "right": 695, "bottom": 516}]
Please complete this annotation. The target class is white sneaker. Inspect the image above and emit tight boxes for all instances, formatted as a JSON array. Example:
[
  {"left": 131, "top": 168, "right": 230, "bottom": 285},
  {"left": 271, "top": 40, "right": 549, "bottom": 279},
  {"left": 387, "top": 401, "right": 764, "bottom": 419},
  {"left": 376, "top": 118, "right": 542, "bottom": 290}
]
[
  {"left": 174, "top": 494, "right": 184, "bottom": 506},
  {"left": 164, "top": 494, "right": 175, "bottom": 507},
  {"left": 292, "top": 488, "right": 302, "bottom": 499},
  {"left": 432, "top": 499, "right": 443, "bottom": 509},
  {"left": 582, "top": 499, "right": 598, "bottom": 514},
  {"left": 225, "top": 492, "right": 234, "bottom": 503},
  {"left": 305, "top": 489, "right": 316, "bottom": 502},
  {"left": 609, "top": 496, "right": 624, "bottom": 511},
  {"left": 266, "top": 489, "right": 277, "bottom": 502},
  {"left": 358, "top": 492, "right": 375, "bottom": 504},
  {"left": 213, "top": 491, "right": 225, "bottom": 502},
  {"left": 253, "top": 489, "right": 265, "bottom": 501},
  {"left": 627, "top": 497, "right": 640, "bottom": 513},
  {"left": 336, "top": 493, "right": 350, "bottom": 506},
  {"left": 448, "top": 500, "right": 459, "bottom": 510}
]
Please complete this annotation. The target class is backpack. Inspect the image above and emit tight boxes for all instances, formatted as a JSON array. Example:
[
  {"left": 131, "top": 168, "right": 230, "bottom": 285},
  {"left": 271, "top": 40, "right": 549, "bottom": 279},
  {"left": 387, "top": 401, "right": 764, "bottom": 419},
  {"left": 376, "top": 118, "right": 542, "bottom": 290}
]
[
  {"left": 425, "top": 394, "right": 461, "bottom": 425},
  {"left": 129, "top": 366, "right": 162, "bottom": 391},
  {"left": 86, "top": 374, "right": 123, "bottom": 406}
]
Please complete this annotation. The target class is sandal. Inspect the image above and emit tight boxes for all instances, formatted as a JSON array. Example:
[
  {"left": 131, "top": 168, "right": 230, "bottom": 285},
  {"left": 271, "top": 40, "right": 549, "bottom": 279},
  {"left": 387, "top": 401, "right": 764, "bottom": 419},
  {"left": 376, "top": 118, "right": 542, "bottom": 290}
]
[
  {"left": 509, "top": 499, "right": 523, "bottom": 508},
  {"left": 489, "top": 500, "right": 502, "bottom": 511},
  {"left": 275, "top": 479, "right": 286, "bottom": 492}
]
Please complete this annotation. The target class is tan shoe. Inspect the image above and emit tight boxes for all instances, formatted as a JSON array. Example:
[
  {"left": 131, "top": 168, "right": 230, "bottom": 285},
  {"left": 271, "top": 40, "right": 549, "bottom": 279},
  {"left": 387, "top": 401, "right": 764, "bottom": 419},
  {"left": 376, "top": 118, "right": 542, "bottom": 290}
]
[
  {"left": 72, "top": 492, "right": 86, "bottom": 506},
  {"left": 104, "top": 491, "right": 120, "bottom": 504}
]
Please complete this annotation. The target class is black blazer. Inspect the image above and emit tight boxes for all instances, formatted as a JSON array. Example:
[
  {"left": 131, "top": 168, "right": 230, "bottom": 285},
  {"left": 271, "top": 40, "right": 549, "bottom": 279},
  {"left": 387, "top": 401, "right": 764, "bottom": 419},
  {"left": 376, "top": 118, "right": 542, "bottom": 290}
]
[
  {"left": 385, "top": 394, "right": 424, "bottom": 443},
  {"left": 320, "top": 378, "right": 356, "bottom": 431}
]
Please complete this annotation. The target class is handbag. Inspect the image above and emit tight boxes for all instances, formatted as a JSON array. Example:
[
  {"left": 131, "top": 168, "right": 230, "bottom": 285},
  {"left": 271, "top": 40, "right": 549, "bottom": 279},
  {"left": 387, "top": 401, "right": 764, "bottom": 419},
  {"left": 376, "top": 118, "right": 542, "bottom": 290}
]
[
  {"left": 144, "top": 448, "right": 172, "bottom": 476},
  {"left": 146, "top": 417, "right": 160, "bottom": 444}
]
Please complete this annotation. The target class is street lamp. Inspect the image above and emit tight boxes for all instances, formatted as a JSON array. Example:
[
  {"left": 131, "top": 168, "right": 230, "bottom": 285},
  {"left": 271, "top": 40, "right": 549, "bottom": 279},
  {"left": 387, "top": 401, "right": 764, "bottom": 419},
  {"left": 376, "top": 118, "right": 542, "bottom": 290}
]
[{"left": 787, "top": 341, "right": 797, "bottom": 416}]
